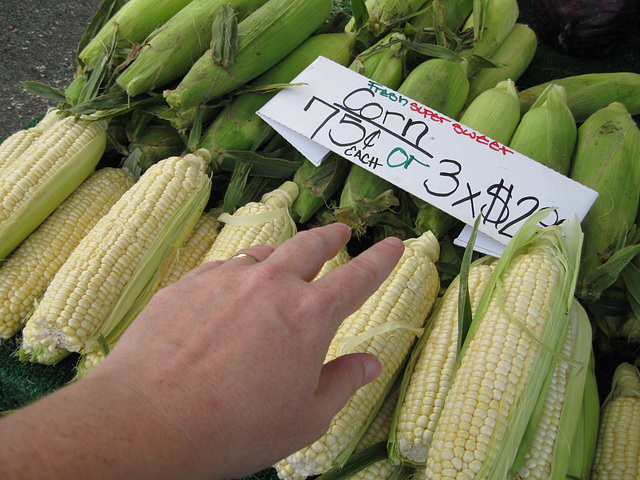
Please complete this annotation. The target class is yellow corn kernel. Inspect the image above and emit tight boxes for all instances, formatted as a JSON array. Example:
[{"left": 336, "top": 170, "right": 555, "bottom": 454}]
[
  {"left": 0, "top": 168, "right": 134, "bottom": 339},
  {"left": 276, "top": 231, "right": 440, "bottom": 478},
  {"left": 200, "top": 181, "right": 299, "bottom": 263}
]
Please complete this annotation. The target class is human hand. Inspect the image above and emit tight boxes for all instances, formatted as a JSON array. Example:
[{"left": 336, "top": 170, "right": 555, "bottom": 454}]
[{"left": 91, "top": 222, "right": 405, "bottom": 479}]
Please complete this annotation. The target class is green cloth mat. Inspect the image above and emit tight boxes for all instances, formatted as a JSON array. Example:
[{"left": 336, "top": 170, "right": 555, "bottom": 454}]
[{"left": 1, "top": 0, "right": 639, "bottom": 411}]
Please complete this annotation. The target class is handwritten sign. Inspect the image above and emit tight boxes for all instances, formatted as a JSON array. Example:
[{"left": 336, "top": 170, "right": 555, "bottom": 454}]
[{"left": 258, "top": 56, "right": 597, "bottom": 249}]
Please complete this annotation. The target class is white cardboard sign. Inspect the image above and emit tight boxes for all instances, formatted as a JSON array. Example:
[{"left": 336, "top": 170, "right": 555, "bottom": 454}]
[{"left": 258, "top": 56, "right": 597, "bottom": 252}]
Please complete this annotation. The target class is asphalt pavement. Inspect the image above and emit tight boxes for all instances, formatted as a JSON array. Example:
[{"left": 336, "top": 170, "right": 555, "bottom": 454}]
[{"left": 0, "top": 0, "right": 102, "bottom": 139}]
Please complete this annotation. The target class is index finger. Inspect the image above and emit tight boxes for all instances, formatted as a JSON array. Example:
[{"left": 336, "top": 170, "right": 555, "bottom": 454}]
[
  {"left": 312, "top": 235, "right": 405, "bottom": 329},
  {"left": 262, "top": 223, "right": 354, "bottom": 281}
]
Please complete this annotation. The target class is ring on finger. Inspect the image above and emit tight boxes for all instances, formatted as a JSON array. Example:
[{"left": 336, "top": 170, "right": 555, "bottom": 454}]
[{"left": 229, "top": 252, "right": 260, "bottom": 263}]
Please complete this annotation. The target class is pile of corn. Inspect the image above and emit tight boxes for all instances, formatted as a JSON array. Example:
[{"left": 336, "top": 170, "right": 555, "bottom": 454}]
[{"left": 1, "top": 0, "right": 640, "bottom": 477}]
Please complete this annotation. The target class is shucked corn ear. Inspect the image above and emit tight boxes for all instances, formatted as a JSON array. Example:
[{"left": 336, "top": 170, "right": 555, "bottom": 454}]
[
  {"left": 568, "top": 102, "right": 640, "bottom": 284},
  {"left": 0, "top": 109, "right": 65, "bottom": 169},
  {"left": 19, "top": 150, "right": 212, "bottom": 364},
  {"left": 421, "top": 210, "right": 583, "bottom": 480},
  {"left": 200, "top": 181, "right": 298, "bottom": 262},
  {"left": 275, "top": 231, "right": 440, "bottom": 478},
  {"left": 508, "top": 299, "right": 592, "bottom": 480},
  {"left": 508, "top": 83, "right": 577, "bottom": 176},
  {"left": 389, "top": 256, "right": 498, "bottom": 466},
  {"left": 164, "top": 0, "right": 333, "bottom": 112},
  {"left": 78, "top": 0, "right": 196, "bottom": 69},
  {"left": 591, "top": 362, "right": 640, "bottom": 479},
  {"left": 0, "top": 168, "right": 135, "bottom": 339},
  {"left": 115, "top": 0, "right": 270, "bottom": 97},
  {"left": 0, "top": 113, "right": 108, "bottom": 260},
  {"left": 75, "top": 207, "right": 222, "bottom": 379},
  {"left": 198, "top": 32, "right": 356, "bottom": 164}
]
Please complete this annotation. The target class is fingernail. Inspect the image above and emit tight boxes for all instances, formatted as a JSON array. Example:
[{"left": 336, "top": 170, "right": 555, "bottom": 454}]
[
  {"left": 363, "top": 355, "right": 382, "bottom": 384},
  {"left": 333, "top": 222, "right": 352, "bottom": 235},
  {"left": 381, "top": 236, "right": 404, "bottom": 249}
]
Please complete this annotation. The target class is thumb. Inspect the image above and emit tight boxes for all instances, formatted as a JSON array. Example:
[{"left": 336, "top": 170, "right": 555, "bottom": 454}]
[{"left": 315, "top": 353, "right": 382, "bottom": 420}]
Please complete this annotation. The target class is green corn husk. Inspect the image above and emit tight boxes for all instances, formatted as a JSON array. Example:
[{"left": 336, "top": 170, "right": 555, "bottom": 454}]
[
  {"left": 121, "top": 124, "right": 187, "bottom": 177},
  {"left": 459, "top": 0, "right": 519, "bottom": 77},
  {"left": 198, "top": 32, "right": 356, "bottom": 166},
  {"left": 401, "top": 57, "right": 470, "bottom": 238},
  {"left": 344, "top": 0, "right": 432, "bottom": 43},
  {"left": 508, "top": 83, "right": 577, "bottom": 176},
  {"left": 509, "top": 299, "right": 593, "bottom": 480},
  {"left": 565, "top": 352, "right": 599, "bottom": 480},
  {"left": 294, "top": 31, "right": 406, "bottom": 228},
  {"left": 518, "top": 72, "right": 640, "bottom": 123},
  {"left": 466, "top": 23, "right": 537, "bottom": 106},
  {"left": 569, "top": 102, "right": 640, "bottom": 286},
  {"left": 79, "top": 0, "right": 196, "bottom": 69},
  {"left": 413, "top": 78, "right": 519, "bottom": 238},
  {"left": 409, "top": 0, "right": 474, "bottom": 45},
  {"left": 398, "top": 57, "right": 470, "bottom": 119},
  {"left": 457, "top": 78, "right": 520, "bottom": 145},
  {"left": 115, "top": 0, "right": 270, "bottom": 97},
  {"left": 164, "top": 0, "right": 333, "bottom": 112}
]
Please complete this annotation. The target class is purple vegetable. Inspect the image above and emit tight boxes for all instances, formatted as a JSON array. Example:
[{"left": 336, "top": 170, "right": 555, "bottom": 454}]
[{"left": 531, "top": 0, "right": 639, "bottom": 56}]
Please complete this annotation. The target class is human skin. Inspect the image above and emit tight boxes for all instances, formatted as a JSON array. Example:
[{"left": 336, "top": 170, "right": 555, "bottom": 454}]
[{"left": 0, "top": 222, "right": 405, "bottom": 480}]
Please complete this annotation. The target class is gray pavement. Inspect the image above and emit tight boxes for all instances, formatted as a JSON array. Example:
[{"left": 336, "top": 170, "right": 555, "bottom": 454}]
[{"left": 0, "top": 0, "right": 102, "bottom": 139}]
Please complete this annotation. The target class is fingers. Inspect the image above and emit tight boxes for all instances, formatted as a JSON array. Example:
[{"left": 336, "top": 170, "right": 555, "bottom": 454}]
[
  {"left": 313, "top": 236, "right": 405, "bottom": 323},
  {"left": 314, "top": 353, "right": 381, "bottom": 420},
  {"left": 263, "top": 223, "right": 353, "bottom": 281}
]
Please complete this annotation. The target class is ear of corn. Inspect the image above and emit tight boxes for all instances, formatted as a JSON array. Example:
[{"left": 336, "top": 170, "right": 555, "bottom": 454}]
[
  {"left": 508, "top": 83, "right": 577, "bottom": 176},
  {"left": 422, "top": 210, "right": 583, "bottom": 480},
  {"left": 79, "top": 0, "right": 197, "bottom": 69},
  {"left": 459, "top": 0, "right": 519, "bottom": 77},
  {"left": 19, "top": 150, "right": 212, "bottom": 364},
  {"left": 518, "top": 72, "right": 640, "bottom": 123},
  {"left": 408, "top": 0, "right": 474, "bottom": 45},
  {"left": 591, "top": 362, "right": 640, "bottom": 479},
  {"left": 508, "top": 298, "right": 593, "bottom": 480},
  {"left": 198, "top": 32, "right": 356, "bottom": 164},
  {"left": 389, "top": 256, "right": 499, "bottom": 466},
  {"left": 0, "top": 114, "right": 108, "bottom": 260},
  {"left": 344, "top": 0, "right": 432, "bottom": 43},
  {"left": 295, "top": 32, "right": 406, "bottom": 228},
  {"left": 0, "top": 168, "right": 134, "bottom": 340},
  {"left": 115, "top": 0, "right": 271, "bottom": 97},
  {"left": 275, "top": 231, "right": 440, "bottom": 478},
  {"left": 397, "top": 57, "right": 469, "bottom": 120},
  {"left": 75, "top": 207, "right": 222, "bottom": 380},
  {"left": 0, "top": 109, "right": 66, "bottom": 170},
  {"left": 457, "top": 78, "right": 520, "bottom": 145},
  {"left": 466, "top": 23, "right": 537, "bottom": 106},
  {"left": 568, "top": 102, "right": 640, "bottom": 284},
  {"left": 200, "top": 181, "right": 299, "bottom": 262},
  {"left": 164, "top": 0, "right": 333, "bottom": 112}
]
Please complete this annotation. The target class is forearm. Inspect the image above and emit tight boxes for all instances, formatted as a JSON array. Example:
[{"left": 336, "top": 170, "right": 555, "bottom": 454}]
[{"left": 0, "top": 366, "right": 216, "bottom": 480}]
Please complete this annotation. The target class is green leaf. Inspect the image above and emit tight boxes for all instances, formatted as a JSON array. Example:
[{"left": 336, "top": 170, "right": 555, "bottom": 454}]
[
  {"left": 21, "top": 81, "right": 67, "bottom": 104},
  {"left": 76, "top": 0, "right": 127, "bottom": 66},
  {"left": 622, "top": 262, "right": 640, "bottom": 318},
  {"left": 350, "top": 0, "right": 369, "bottom": 32},
  {"left": 457, "top": 216, "right": 480, "bottom": 353},
  {"left": 578, "top": 244, "right": 640, "bottom": 301},
  {"left": 223, "top": 161, "right": 253, "bottom": 212},
  {"left": 315, "top": 442, "right": 387, "bottom": 480},
  {"left": 218, "top": 150, "right": 303, "bottom": 178}
]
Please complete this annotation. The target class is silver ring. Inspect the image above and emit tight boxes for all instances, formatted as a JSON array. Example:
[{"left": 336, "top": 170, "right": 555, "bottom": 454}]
[{"left": 229, "top": 252, "right": 259, "bottom": 263}]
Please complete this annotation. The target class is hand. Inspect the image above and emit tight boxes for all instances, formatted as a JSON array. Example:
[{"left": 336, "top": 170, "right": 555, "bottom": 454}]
[{"left": 0, "top": 223, "right": 404, "bottom": 480}]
